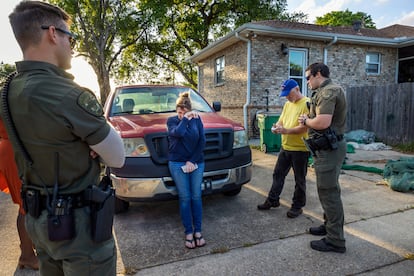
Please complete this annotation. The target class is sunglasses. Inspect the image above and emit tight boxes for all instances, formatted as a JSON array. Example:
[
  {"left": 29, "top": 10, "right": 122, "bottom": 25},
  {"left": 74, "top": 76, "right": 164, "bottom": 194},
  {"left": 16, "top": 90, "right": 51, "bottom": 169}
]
[{"left": 41, "top": 25, "right": 77, "bottom": 48}]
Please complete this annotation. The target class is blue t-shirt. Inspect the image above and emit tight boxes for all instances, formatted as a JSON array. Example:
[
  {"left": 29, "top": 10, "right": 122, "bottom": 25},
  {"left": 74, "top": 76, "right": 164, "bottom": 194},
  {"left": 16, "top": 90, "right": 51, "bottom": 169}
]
[{"left": 167, "top": 115, "right": 205, "bottom": 164}]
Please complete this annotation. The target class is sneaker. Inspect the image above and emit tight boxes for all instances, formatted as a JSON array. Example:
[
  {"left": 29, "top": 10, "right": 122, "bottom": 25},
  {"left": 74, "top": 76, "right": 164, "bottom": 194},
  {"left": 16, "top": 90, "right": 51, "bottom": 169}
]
[
  {"left": 257, "top": 199, "right": 280, "bottom": 210},
  {"left": 286, "top": 208, "right": 303, "bottom": 218},
  {"left": 309, "top": 225, "right": 327, "bottom": 236},
  {"left": 310, "top": 238, "right": 346, "bottom": 253}
]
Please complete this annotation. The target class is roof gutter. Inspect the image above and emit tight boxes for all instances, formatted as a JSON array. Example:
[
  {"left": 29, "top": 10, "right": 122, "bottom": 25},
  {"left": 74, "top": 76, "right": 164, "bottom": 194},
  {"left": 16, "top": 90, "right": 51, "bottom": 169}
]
[
  {"left": 324, "top": 36, "right": 338, "bottom": 64},
  {"left": 190, "top": 23, "right": 410, "bottom": 63},
  {"left": 235, "top": 31, "right": 252, "bottom": 132}
]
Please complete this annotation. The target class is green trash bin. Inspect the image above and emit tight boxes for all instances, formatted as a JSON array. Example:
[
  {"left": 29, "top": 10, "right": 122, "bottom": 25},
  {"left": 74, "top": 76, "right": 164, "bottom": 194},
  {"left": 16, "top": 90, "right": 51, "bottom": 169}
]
[{"left": 257, "top": 112, "right": 281, "bottom": 153}]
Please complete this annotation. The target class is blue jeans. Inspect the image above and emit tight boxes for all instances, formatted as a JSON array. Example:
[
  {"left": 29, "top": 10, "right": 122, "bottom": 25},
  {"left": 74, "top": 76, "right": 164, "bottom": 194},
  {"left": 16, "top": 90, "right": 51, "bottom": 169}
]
[{"left": 168, "top": 161, "right": 205, "bottom": 235}]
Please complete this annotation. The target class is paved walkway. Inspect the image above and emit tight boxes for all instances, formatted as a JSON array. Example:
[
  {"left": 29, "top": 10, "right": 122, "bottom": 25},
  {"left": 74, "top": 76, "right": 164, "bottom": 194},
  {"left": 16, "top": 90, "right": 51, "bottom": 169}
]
[
  {"left": 1, "top": 147, "right": 414, "bottom": 275},
  {"left": 134, "top": 148, "right": 414, "bottom": 275}
]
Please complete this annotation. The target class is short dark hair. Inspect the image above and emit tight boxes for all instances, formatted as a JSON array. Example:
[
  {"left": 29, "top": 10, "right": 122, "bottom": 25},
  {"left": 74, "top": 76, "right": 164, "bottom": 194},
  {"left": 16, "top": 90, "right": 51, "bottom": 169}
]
[
  {"left": 306, "top": 62, "right": 330, "bottom": 78},
  {"left": 9, "top": 1, "right": 71, "bottom": 51},
  {"left": 176, "top": 92, "right": 192, "bottom": 110}
]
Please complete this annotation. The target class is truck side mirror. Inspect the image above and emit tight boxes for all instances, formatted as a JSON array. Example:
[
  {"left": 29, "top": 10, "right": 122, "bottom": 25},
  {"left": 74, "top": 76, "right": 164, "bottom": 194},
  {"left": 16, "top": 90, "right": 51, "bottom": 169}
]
[{"left": 212, "top": 101, "right": 221, "bottom": 112}]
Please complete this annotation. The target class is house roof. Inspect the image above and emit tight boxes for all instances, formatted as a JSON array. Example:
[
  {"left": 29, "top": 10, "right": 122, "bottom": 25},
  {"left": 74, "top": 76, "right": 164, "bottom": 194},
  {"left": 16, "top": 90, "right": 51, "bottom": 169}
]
[
  {"left": 378, "top": 24, "right": 414, "bottom": 38},
  {"left": 190, "top": 20, "right": 414, "bottom": 63},
  {"left": 251, "top": 20, "right": 414, "bottom": 39}
]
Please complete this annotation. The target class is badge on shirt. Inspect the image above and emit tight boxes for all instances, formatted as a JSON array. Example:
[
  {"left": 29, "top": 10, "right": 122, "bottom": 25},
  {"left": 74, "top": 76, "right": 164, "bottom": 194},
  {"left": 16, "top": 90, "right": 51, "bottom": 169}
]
[{"left": 77, "top": 88, "right": 103, "bottom": 116}]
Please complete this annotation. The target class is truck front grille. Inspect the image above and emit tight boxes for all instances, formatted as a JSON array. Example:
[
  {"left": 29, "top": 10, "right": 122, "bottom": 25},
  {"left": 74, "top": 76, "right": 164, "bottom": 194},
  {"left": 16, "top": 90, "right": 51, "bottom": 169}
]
[{"left": 145, "top": 128, "right": 234, "bottom": 164}]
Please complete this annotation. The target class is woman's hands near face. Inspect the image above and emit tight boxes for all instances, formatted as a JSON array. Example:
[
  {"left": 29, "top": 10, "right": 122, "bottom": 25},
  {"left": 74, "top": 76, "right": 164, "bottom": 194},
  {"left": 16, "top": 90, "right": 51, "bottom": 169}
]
[{"left": 184, "top": 110, "right": 199, "bottom": 120}]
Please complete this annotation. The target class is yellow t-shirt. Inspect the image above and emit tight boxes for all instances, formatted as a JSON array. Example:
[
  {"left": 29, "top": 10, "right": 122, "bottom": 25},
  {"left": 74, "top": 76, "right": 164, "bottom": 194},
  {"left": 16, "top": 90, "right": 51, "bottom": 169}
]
[{"left": 278, "top": 97, "right": 309, "bottom": 151}]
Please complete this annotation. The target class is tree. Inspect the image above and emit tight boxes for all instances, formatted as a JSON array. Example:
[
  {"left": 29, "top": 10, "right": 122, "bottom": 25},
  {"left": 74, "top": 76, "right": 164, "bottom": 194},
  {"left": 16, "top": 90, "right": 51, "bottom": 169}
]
[
  {"left": 315, "top": 9, "right": 376, "bottom": 29},
  {"left": 50, "top": 0, "right": 306, "bottom": 102},
  {"left": 49, "top": 0, "right": 148, "bottom": 104},
  {"left": 120, "top": 0, "right": 307, "bottom": 88},
  {"left": 0, "top": 62, "right": 16, "bottom": 87}
]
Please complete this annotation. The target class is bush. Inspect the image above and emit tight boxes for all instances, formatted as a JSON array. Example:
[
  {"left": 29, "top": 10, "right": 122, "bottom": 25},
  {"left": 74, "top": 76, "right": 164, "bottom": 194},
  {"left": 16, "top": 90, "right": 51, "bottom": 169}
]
[{"left": 392, "top": 142, "right": 414, "bottom": 154}]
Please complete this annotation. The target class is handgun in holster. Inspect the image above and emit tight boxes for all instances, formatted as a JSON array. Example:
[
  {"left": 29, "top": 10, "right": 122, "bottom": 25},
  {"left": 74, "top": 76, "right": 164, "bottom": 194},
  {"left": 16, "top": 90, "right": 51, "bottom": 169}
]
[
  {"left": 85, "top": 182, "right": 115, "bottom": 243},
  {"left": 302, "top": 137, "right": 317, "bottom": 157}
]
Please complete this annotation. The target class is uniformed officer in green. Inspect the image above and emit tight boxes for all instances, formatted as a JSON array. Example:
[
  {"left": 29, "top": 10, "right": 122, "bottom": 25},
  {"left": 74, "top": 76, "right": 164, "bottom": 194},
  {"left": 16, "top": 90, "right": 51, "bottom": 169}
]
[
  {"left": 299, "top": 62, "right": 347, "bottom": 253},
  {"left": 3, "top": 1, "right": 125, "bottom": 275}
]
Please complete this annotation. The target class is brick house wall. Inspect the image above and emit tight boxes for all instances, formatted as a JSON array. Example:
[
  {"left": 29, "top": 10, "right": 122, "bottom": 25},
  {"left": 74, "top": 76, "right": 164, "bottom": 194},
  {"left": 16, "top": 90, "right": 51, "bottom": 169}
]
[
  {"left": 198, "top": 41, "right": 248, "bottom": 126},
  {"left": 197, "top": 35, "right": 398, "bottom": 138}
]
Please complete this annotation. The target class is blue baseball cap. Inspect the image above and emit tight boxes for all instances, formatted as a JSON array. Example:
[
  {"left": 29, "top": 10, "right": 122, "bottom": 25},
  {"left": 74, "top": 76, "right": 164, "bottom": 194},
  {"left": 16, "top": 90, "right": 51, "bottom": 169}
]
[{"left": 280, "top": 79, "right": 298, "bottom": 97}]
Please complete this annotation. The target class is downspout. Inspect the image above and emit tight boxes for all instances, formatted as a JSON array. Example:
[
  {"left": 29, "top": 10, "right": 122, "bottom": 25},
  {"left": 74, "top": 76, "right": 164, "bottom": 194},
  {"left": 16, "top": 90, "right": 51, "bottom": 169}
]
[
  {"left": 323, "top": 36, "right": 338, "bottom": 64},
  {"left": 235, "top": 32, "right": 252, "bottom": 133},
  {"left": 197, "top": 65, "right": 201, "bottom": 92}
]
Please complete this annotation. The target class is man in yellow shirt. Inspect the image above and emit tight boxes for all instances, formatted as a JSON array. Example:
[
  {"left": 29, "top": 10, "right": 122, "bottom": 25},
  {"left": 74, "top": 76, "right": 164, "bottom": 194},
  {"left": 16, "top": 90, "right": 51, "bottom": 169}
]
[{"left": 258, "top": 79, "right": 310, "bottom": 218}]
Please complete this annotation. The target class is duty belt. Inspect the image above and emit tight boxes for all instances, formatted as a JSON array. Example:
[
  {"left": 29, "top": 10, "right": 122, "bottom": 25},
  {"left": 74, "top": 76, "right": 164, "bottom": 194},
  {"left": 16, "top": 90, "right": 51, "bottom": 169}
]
[
  {"left": 37, "top": 191, "right": 88, "bottom": 211},
  {"left": 309, "top": 134, "right": 343, "bottom": 141}
]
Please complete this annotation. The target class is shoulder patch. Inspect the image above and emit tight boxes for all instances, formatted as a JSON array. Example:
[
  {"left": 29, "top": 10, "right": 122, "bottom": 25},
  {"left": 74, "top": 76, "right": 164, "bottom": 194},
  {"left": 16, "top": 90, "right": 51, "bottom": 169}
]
[
  {"left": 322, "top": 89, "right": 333, "bottom": 100},
  {"left": 77, "top": 88, "right": 103, "bottom": 116}
]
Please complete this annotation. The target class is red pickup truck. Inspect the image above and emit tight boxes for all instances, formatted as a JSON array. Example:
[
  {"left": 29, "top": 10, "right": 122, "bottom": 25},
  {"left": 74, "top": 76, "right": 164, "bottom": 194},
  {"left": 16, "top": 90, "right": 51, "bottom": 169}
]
[{"left": 103, "top": 85, "right": 252, "bottom": 212}]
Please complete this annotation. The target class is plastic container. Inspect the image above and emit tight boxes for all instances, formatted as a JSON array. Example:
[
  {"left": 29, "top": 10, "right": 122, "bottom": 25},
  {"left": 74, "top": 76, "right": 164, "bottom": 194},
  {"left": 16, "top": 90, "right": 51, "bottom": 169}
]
[{"left": 257, "top": 112, "right": 281, "bottom": 153}]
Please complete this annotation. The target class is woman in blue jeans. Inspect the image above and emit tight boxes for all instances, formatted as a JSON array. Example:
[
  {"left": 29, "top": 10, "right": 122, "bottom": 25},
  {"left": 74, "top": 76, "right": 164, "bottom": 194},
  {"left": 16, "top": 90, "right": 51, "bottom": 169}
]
[{"left": 167, "top": 92, "right": 206, "bottom": 249}]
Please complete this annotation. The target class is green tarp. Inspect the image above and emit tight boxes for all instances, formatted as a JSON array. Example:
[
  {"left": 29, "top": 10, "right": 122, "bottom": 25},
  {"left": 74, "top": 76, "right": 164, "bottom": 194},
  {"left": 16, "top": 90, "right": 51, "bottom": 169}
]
[
  {"left": 383, "top": 158, "right": 414, "bottom": 192},
  {"left": 341, "top": 164, "right": 383, "bottom": 175}
]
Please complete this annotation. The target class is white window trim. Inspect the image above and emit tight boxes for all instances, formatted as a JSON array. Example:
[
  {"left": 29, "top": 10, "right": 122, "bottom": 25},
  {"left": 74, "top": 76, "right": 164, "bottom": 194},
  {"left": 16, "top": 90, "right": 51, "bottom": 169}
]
[
  {"left": 215, "top": 56, "right": 225, "bottom": 85},
  {"left": 366, "top": 52, "right": 381, "bottom": 75},
  {"left": 288, "top": 48, "right": 309, "bottom": 96}
]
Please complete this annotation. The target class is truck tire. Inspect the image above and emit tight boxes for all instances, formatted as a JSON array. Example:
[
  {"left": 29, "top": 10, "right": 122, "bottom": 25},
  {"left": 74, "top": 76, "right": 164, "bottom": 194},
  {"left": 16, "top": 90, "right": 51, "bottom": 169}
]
[
  {"left": 115, "top": 197, "right": 130, "bottom": 214},
  {"left": 223, "top": 187, "right": 242, "bottom": 196}
]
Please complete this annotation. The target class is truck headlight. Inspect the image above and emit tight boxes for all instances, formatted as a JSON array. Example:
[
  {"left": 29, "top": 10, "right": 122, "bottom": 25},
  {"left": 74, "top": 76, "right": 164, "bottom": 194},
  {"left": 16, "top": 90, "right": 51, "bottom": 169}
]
[
  {"left": 233, "top": 130, "right": 248, "bottom": 149},
  {"left": 123, "top": 138, "right": 150, "bottom": 157}
]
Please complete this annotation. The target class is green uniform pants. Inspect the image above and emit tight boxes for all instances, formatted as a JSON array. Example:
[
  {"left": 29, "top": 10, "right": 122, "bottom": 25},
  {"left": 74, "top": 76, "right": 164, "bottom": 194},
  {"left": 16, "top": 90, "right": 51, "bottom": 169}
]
[
  {"left": 25, "top": 206, "right": 116, "bottom": 276},
  {"left": 313, "top": 140, "right": 346, "bottom": 247}
]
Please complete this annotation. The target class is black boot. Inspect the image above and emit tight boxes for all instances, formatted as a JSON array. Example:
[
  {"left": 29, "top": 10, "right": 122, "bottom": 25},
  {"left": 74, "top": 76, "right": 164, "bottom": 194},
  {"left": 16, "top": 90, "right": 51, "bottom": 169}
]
[
  {"left": 310, "top": 238, "right": 346, "bottom": 253},
  {"left": 308, "top": 224, "right": 327, "bottom": 236},
  {"left": 257, "top": 199, "right": 280, "bottom": 210},
  {"left": 286, "top": 208, "right": 303, "bottom": 218}
]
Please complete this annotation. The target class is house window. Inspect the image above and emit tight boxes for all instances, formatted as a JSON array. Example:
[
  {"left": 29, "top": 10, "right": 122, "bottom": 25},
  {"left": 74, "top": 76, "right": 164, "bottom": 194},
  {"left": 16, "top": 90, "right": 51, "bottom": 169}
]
[
  {"left": 366, "top": 52, "right": 381, "bottom": 74},
  {"left": 288, "top": 48, "right": 308, "bottom": 96},
  {"left": 398, "top": 45, "right": 414, "bottom": 83},
  {"left": 215, "top": 56, "right": 225, "bottom": 84}
]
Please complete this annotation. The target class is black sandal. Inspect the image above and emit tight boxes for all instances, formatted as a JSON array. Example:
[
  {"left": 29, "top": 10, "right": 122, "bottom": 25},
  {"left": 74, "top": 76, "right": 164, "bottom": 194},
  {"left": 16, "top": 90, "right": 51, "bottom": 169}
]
[
  {"left": 194, "top": 234, "right": 206, "bottom": 247},
  {"left": 185, "top": 238, "right": 195, "bottom": 249}
]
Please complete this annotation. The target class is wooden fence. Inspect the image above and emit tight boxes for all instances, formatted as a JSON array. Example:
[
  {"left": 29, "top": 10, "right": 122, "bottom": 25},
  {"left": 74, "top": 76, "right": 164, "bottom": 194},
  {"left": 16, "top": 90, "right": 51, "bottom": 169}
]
[{"left": 346, "top": 82, "right": 414, "bottom": 145}]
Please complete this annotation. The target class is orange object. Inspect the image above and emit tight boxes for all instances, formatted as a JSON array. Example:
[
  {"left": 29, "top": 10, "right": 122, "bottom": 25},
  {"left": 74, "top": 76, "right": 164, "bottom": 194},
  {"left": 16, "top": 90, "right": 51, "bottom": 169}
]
[
  {"left": 0, "top": 172, "right": 10, "bottom": 193},
  {"left": 0, "top": 119, "right": 24, "bottom": 214}
]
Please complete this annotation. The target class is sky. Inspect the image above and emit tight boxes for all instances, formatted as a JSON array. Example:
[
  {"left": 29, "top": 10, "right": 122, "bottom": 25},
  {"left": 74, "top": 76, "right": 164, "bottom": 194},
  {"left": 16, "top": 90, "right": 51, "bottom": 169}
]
[
  {"left": 1, "top": 1, "right": 100, "bottom": 92},
  {"left": 286, "top": 0, "right": 414, "bottom": 28},
  {"left": 1, "top": 0, "right": 414, "bottom": 92}
]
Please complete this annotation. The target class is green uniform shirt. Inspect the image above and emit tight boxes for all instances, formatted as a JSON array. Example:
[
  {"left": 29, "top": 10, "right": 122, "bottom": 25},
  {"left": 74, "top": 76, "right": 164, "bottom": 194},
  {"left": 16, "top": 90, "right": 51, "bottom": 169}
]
[
  {"left": 2, "top": 61, "right": 110, "bottom": 194},
  {"left": 309, "top": 78, "right": 347, "bottom": 136}
]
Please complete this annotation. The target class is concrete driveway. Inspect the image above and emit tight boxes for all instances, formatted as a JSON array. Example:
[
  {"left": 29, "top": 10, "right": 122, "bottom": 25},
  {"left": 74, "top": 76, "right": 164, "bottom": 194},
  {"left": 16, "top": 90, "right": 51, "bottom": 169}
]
[{"left": 1, "top": 148, "right": 414, "bottom": 275}]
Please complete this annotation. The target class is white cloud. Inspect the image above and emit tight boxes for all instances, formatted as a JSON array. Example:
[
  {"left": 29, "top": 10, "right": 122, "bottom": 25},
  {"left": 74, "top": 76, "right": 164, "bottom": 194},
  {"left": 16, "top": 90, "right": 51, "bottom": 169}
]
[
  {"left": 398, "top": 11, "right": 414, "bottom": 26},
  {"left": 288, "top": 0, "right": 414, "bottom": 28},
  {"left": 293, "top": 0, "right": 358, "bottom": 23}
]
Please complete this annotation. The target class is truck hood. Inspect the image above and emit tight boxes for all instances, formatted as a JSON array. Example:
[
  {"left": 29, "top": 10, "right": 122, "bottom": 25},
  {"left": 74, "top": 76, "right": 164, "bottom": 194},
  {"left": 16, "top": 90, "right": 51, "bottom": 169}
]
[{"left": 108, "top": 112, "right": 245, "bottom": 138}]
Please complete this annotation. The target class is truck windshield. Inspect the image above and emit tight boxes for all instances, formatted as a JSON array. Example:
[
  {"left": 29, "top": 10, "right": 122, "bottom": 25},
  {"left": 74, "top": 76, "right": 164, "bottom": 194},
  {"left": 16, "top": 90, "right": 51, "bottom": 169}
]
[{"left": 110, "top": 86, "right": 213, "bottom": 115}]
